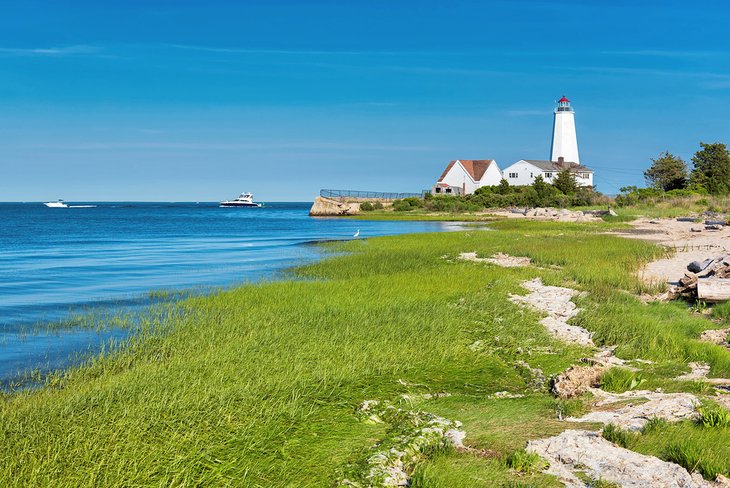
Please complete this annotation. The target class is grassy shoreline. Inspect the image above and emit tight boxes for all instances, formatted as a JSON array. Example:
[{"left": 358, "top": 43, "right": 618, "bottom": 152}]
[{"left": 2, "top": 220, "right": 729, "bottom": 486}]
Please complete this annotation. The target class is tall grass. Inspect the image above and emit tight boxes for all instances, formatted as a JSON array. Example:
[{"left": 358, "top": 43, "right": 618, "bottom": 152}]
[{"left": 1, "top": 221, "right": 729, "bottom": 486}]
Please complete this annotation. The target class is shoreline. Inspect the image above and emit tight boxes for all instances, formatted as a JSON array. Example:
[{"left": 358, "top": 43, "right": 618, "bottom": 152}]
[{"left": 1, "top": 219, "right": 729, "bottom": 486}]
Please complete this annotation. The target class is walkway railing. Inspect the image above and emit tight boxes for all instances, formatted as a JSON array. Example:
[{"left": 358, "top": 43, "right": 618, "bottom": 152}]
[{"left": 320, "top": 189, "right": 423, "bottom": 202}]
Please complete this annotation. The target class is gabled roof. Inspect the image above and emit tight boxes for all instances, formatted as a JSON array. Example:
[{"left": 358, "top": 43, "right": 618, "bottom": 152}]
[
  {"left": 438, "top": 159, "right": 496, "bottom": 182},
  {"left": 521, "top": 160, "right": 593, "bottom": 173}
]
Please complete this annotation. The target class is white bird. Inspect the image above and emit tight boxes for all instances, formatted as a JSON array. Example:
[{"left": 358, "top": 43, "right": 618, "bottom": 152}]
[{"left": 353, "top": 229, "right": 360, "bottom": 238}]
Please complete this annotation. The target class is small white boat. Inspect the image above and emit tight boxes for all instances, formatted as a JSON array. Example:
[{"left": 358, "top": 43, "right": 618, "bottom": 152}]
[
  {"left": 220, "top": 192, "right": 262, "bottom": 208},
  {"left": 44, "top": 199, "right": 68, "bottom": 208}
]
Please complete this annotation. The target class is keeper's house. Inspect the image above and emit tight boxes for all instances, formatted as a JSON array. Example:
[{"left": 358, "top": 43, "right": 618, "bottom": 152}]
[
  {"left": 432, "top": 159, "right": 502, "bottom": 196},
  {"left": 501, "top": 158, "right": 594, "bottom": 187}
]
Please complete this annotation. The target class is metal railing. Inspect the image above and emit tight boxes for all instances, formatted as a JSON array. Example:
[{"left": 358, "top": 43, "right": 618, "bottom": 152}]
[{"left": 320, "top": 189, "right": 423, "bottom": 202}]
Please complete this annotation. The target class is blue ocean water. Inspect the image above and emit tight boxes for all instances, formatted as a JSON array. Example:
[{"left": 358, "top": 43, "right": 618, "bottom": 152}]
[{"left": 0, "top": 202, "right": 463, "bottom": 382}]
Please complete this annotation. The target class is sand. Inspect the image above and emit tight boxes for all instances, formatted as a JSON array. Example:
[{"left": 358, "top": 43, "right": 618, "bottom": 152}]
[{"left": 612, "top": 218, "right": 730, "bottom": 286}]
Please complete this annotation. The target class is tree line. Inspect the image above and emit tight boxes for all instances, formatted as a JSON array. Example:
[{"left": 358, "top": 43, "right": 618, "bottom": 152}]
[{"left": 644, "top": 142, "right": 730, "bottom": 195}]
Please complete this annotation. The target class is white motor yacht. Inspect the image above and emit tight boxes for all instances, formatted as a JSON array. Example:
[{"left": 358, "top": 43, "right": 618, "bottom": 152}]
[
  {"left": 44, "top": 200, "right": 68, "bottom": 208},
  {"left": 219, "top": 192, "right": 262, "bottom": 207}
]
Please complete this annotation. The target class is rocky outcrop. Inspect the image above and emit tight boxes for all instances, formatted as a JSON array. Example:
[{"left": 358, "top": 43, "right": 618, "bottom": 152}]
[
  {"left": 509, "top": 278, "right": 594, "bottom": 347},
  {"left": 309, "top": 196, "right": 360, "bottom": 216},
  {"left": 527, "top": 430, "right": 714, "bottom": 488}
]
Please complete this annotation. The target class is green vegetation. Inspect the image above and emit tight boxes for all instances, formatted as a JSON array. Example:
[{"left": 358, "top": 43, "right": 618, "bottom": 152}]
[
  {"left": 506, "top": 449, "right": 549, "bottom": 473},
  {"left": 644, "top": 151, "right": 689, "bottom": 191},
  {"left": 697, "top": 401, "right": 730, "bottom": 428},
  {"left": 599, "top": 367, "right": 646, "bottom": 393},
  {"left": 601, "top": 423, "right": 638, "bottom": 449},
  {"left": 1, "top": 221, "right": 729, "bottom": 486}
]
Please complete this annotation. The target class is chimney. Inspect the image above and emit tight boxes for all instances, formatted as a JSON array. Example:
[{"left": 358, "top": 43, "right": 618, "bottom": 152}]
[{"left": 558, "top": 156, "right": 565, "bottom": 165}]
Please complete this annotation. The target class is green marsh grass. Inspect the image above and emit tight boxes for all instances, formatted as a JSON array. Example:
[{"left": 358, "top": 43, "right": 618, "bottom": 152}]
[{"left": 1, "top": 221, "right": 729, "bottom": 486}]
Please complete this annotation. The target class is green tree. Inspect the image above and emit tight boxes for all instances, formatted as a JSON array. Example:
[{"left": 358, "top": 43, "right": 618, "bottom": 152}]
[
  {"left": 644, "top": 151, "right": 688, "bottom": 191},
  {"left": 552, "top": 169, "right": 578, "bottom": 195},
  {"left": 531, "top": 174, "right": 553, "bottom": 204},
  {"left": 690, "top": 142, "right": 730, "bottom": 195},
  {"left": 496, "top": 178, "right": 511, "bottom": 195}
]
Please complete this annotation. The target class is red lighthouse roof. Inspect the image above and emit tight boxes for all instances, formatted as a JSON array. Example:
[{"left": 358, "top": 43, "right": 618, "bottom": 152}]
[{"left": 558, "top": 96, "right": 570, "bottom": 103}]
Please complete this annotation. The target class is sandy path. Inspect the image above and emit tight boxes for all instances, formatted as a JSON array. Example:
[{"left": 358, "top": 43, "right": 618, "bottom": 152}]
[{"left": 612, "top": 218, "right": 730, "bottom": 286}]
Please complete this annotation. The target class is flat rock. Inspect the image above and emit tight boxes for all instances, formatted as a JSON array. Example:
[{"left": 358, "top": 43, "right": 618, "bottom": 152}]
[
  {"left": 568, "top": 389, "right": 699, "bottom": 431},
  {"left": 510, "top": 278, "right": 594, "bottom": 346},
  {"left": 458, "top": 252, "right": 531, "bottom": 268},
  {"left": 527, "top": 430, "right": 713, "bottom": 488}
]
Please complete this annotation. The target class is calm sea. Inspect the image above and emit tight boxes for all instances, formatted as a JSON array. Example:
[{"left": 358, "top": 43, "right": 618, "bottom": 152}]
[{"left": 0, "top": 202, "right": 463, "bottom": 382}]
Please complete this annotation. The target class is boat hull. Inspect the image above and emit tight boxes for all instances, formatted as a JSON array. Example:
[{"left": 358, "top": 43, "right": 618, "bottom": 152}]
[{"left": 219, "top": 202, "right": 262, "bottom": 207}]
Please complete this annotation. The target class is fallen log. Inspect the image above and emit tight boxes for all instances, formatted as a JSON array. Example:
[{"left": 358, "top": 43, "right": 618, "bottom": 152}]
[
  {"left": 704, "top": 220, "right": 728, "bottom": 226},
  {"left": 697, "top": 279, "right": 730, "bottom": 302}
]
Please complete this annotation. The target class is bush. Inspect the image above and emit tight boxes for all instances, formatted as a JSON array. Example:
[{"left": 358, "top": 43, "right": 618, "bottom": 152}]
[
  {"left": 359, "top": 202, "right": 374, "bottom": 211},
  {"left": 392, "top": 197, "right": 424, "bottom": 212},
  {"left": 373, "top": 202, "right": 384, "bottom": 210}
]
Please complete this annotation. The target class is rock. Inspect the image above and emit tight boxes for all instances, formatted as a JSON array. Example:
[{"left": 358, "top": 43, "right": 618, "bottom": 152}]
[
  {"left": 608, "top": 207, "right": 618, "bottom": 217},
  {"left": 675, "top": 362, "right": 711, "bottom": 381},
  {"left": 510, "top": 278, "right": 594, "bottom": 347},
  {"left": 691, "top": 227, "right": 704, "bottom": 233},
  {"left": 551, "top": 365, "right": 604, "bottom": 399},
  {"left": 457, "top": 252, "right": 531, "bottom": 268},
  {"left": 700, "top": 328, "right": 730, "bottom": 345},
  {"left": 688, "top": 261, "right": 704, "bottom": 272},
  {"left": 705, "top": 224, "right": 723, "bottom": 231},
  {"left": 567, "top": 389, "right": 699, "bottom": 430},
  {"left": 309, "top": 196, "right": 360, "bottom": 216},
  {"left": 527, "top": 430, "right": 714, "bottom": 488}
]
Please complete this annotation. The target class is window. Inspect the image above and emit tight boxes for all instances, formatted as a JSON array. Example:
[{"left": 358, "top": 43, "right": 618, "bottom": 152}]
[
  {"left": 530, "top": 173, "right": 533, "bottom": 178},
  {"left": 435, "top": 187, "right": 442, "bottom": 193},
  {"left": 581, "top": 173, "right": 590, "bottom": 179},
  {"left": 545, "top": 172, "right": 553, "bottom": 178},
  {"left": 508, "top": 172, "right": 518, "bottom": 178}
]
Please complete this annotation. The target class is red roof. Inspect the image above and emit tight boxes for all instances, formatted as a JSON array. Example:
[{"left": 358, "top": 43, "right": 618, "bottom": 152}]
[
  {"left": 438, "top": 159, "right": 495, "bottom": 182},
  {"left": 559, "top": 96, "right": 570, "bottom": 103}
]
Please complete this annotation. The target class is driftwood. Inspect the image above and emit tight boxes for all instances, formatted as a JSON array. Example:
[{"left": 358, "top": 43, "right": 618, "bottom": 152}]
[
  {"left": 698, "top": 279, "right": 730, "bottom": 302},
  {"left": 667, "top": 254, "right": 730, "bottom": 301}
]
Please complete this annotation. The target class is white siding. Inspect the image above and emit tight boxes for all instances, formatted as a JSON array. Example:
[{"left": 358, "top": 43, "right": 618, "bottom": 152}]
[
  {"left": 501, "top": 161, "right": 544, "bottom": 186},
  {"left": 439, "top": 161, "right": 479, "bottom": 194},
  {"left": 502, "top": 160, "right": 593, "bottom": 187},
  {"left": 478, "top": 161, "right": 503, "bottom": 186}
]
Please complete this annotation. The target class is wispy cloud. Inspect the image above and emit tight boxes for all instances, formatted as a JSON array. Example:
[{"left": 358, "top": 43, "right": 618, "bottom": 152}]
[
  {"left": 601, "top": 50, "right": 724, "bottom": 58},
  {"left": 0, "top": 45, "right": 103, "bottom": 57},
  {"left": 165, "top": 43, "right": 450, "bottom": 57},
  {"left": 31, "top": 141, "right": 433, "bottom": 152}
]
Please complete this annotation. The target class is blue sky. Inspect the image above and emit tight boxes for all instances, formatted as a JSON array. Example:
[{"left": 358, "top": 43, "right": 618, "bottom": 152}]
[{"left": 1, "top": 0, "right": 729, "bottom": 201}]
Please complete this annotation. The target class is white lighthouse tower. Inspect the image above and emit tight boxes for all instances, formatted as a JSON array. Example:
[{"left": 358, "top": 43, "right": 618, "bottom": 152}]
[{"left": 550, "top": 96, "right": 580, "bottom": 164}]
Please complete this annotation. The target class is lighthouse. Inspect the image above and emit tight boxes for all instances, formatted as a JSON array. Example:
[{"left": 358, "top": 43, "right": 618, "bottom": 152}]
[{"left": 550, "top": 96, "right": 580, "bottom": 164}]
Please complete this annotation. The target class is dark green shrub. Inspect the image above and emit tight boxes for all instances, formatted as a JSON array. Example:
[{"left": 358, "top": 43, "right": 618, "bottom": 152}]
[
  {"left": 373, "top": 201, "right": 384, "bottom": 210},
  {"left": 392, "top": 197, "right": 424, "bottom": 211},
  {"left": 359, "top": 202, "right": 374, "bottom": 211}
]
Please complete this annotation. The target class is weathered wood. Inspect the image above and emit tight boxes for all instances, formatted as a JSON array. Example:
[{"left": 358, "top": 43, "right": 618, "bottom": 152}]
[{"left": 697, "top": 279, "right": 730, "bottom": 302}]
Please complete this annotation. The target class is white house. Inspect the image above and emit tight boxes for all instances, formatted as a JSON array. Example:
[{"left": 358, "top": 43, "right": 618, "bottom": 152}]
[
  {"left": 432, "top": 159, "right": 502, "bottom": 195},
  {"left": 502, "top": 158, "right": 594, "bottom": 187}
]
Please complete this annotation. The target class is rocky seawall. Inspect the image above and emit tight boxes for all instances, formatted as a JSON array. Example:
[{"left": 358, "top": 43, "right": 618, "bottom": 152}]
[{"left": 309, "top": 196, "right": 361, "bottom": 216}]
